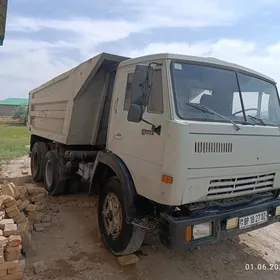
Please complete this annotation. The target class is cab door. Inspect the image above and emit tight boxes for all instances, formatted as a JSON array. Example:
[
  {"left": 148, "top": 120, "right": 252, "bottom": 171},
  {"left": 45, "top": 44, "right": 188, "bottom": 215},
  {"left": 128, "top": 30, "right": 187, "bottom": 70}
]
[{"left": 107, "top": 62, "right": 169, "bottom": 201}]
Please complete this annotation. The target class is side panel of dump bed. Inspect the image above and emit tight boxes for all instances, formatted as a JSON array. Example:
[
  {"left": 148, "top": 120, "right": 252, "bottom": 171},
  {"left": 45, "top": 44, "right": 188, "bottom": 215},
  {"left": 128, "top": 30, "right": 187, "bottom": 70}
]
[{"left": 28, "top": 53, "right": 129, "bottom": 145}]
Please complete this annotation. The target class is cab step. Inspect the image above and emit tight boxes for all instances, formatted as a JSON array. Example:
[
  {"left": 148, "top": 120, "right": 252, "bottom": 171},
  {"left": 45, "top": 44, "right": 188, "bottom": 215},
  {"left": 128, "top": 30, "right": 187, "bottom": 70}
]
[{"left": 132, "top": 216, "right": 159, "bottom": 230}]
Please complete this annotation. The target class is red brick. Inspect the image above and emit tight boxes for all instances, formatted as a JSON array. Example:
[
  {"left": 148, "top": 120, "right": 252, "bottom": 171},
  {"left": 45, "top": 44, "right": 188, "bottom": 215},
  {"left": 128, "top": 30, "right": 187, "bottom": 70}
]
[
  {"left": 17, "top": 200, "right": 29, "bottom": 212},
  {"left": 4, "top": 200, "right": 15, "bottom": 209},
  {"left": 27, "top": 212, "right": 44, "bottom": 223},
  {"left": 17, "top": 222, "right": 31, "bottom": 248},
  {"left": 8, "top": 236, "right": 21, "bottom": 247},
  {"left": 12, "top": 215, "right": 22, "bottom": 225},
  {"left": 0, "top": 272, "right": 23, "bottom": 279},
  {"left": 25, "top": 204, "right": 37, "bottom": 212},
  {"left": 8, "top": 259, "right": 25, "bottom": 274},
  {"left": 10, "top": 186, "right": 21, "bottom": 200},
  {"left": 30, "top": 194, "right": 45, "bottom": 203},
  {"left": 15, "top": 214, "right": 27, "bottom": 225},
  {"left": 0, "top": 221, "right": 14, "bottom": 231},
  {"left": 33, "top": 224, "right": 44, "bottom": 232},
  {"left": 0, "top": 261, "right": 18, "bottom": 270},
  {"left": 5, "top": 206, "right": 17, "bottom": 215},
  {"left": 16, "top": 187, "right": 27, "bottom": 201},
  {"left": 0, "top": 237, "right": 8, "bottom": 247},
  {"left": 6, "top": 209, "right": 20, "bottom": 220},
  {"left": 4, "top": 224, "right": 17, "bottom": 237},
  {"left": 0, "top": 269, "right": 7, "bottom": 277},
  {"left": 116, "top": 254, "right": 139, "bottom": 266},
  {"left": 1, "top": 185, "right": 15, "bottom": 198},
  {"left": 34, "top": 202, "right": 45, "bottom": 211},
  {"left": 5, "top": 246, "right": 21, "bottom": 254},
  {"left": 33, "top": 260, "right": 47, "bottom": 274},
  {"left": 4, "top": 250, "right": 21, "bottom": 262},
  {"left": 17, "top": 222, "right": 28, "bottom": 234},
  {"left": 14, "top": 201, "right": 22, "bottom": 208},
  {"left": 2, "top": 197, "right": 13, "bottom": 205},
  {"left": 25, "top": 185, "right": 45, "bottom": 195}
]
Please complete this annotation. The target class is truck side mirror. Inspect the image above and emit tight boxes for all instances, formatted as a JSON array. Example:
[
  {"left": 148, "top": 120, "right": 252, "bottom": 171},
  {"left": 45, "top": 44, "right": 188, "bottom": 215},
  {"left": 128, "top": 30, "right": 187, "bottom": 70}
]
[
  {"left": 127, "top": 104, "right": 142, "bottom": 123},
  {"left": 127, "top": 64, "right": 153, "bottom": 123},
  {"left": 131, "top": 64, "right": 153, "bottom": 106}
]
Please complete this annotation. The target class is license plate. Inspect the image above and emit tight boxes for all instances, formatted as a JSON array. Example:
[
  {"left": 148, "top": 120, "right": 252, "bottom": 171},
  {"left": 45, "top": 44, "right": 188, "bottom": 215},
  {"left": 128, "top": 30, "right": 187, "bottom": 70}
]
[{"left": 239, "top": 211, "right": 268, "bottom": 229}]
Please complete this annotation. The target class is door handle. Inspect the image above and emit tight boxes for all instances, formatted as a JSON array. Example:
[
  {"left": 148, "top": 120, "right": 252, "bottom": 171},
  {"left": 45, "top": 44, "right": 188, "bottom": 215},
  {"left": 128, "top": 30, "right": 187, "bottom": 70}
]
[{"left": 114, "top": 133, "right": 122, "bottom": 139}]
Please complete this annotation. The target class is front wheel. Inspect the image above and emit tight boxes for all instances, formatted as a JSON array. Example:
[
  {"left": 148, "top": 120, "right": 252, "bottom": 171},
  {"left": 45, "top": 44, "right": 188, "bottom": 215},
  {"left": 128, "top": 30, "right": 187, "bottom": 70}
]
[{"left": 98, "top": 176, "right": 145, "bottom": 255}]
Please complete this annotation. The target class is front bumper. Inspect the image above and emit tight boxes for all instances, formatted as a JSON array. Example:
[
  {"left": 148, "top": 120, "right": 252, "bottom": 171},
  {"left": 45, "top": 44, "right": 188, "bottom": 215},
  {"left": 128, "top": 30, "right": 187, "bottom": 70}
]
[{"left": 158, "top": 198, "right": 280, "bottom": 250}]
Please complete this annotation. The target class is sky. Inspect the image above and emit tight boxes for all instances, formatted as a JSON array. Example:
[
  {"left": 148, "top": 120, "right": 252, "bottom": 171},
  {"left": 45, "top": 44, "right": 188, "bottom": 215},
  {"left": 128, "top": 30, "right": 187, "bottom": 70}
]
[{"left": 1, "top": 0, "right": 280, "bottom": 100}]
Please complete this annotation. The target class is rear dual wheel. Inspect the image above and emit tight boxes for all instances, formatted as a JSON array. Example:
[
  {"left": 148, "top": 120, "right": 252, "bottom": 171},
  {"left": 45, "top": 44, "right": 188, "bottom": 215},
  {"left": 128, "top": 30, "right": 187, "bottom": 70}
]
[
  {"left": 31, "top": 142, "right": 81, "bottom": 196},
  {"left": 43, "top": 151, "right": 81, "bottom": 196},
  {"left": 31, "top": 142, "right": 48, "bottom": 182},
  {"left": 43, "top": 150, "right": 66, "bottom": 196}
]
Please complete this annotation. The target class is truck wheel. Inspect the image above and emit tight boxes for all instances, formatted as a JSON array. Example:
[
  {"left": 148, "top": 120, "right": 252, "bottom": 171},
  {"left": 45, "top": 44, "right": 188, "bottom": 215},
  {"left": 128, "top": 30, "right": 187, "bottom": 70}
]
[
  {"left": 31, "top": 142, "right": 48, "bottom": 182},
  {"left": 43, "top": 151, "right": 66, "bottom": 196},
  {"left": 98, "top": 176, "right": 145, "bottom": 256}
]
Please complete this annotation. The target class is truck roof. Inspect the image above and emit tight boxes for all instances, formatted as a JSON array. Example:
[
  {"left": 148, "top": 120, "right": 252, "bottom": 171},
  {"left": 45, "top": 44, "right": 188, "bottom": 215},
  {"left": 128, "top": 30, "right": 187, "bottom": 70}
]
[{"left": 119, "top": 53, "right": 275, "bottom": 83}]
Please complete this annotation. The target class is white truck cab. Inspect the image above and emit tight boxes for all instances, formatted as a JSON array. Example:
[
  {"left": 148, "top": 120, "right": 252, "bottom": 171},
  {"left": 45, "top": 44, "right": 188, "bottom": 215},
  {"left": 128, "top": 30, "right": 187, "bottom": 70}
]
[
  {"left": 109, "top": 54, "right": 280, "bottom": 207},
  {"left": 28, "top": 53, "right": 280, "bottom": 255}
]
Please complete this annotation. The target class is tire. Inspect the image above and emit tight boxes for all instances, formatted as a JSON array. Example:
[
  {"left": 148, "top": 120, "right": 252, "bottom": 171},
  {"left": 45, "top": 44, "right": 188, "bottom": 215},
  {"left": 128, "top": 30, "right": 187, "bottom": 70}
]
[
  {"left": 98, "top": 176, "right": 145, "bottom": 256},
  {"left": 43, "top": 150, "right": 66, "bottom": 196},
  {"left": 31, "top": 142, "right": 49, "bottom": 182}
]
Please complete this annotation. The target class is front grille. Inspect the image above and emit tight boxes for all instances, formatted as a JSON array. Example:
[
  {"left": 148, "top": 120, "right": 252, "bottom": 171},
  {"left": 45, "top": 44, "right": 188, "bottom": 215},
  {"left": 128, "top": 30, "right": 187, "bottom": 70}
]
[{"left": 207, "top": 173, "right": 275, "bottom": 199}]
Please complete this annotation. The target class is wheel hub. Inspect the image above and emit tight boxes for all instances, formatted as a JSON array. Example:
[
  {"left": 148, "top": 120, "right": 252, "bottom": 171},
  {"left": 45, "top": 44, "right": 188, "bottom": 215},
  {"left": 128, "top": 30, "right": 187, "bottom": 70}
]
[{"left": 102, "top": 193, "right": 122, "bottom": 238}]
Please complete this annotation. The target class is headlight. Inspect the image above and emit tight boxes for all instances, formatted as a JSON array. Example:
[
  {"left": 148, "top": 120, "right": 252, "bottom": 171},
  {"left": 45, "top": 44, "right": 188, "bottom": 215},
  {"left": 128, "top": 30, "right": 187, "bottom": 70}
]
[{"left": 193, "top": 222, "right": 212, "bottom": 240}]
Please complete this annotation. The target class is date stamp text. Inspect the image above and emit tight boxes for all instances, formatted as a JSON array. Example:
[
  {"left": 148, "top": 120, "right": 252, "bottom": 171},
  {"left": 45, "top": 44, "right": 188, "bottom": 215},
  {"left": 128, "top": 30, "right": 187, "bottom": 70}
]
[{"left": 245, "top": 263, "right": 280, "bottom": 271}]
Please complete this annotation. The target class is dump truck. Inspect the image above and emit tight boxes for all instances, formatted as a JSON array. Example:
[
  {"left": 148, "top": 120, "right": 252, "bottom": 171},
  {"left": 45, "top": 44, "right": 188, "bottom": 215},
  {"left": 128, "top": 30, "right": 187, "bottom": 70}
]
[{"left": 28, "top": 52, "right": 280, "bottom": 255}]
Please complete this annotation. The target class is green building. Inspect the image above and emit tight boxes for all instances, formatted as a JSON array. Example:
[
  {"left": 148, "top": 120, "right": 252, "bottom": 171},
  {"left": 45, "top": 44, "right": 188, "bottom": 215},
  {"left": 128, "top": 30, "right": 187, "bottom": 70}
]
[{"left": 0, "top": 98, "right": 28, "bottom": 117}]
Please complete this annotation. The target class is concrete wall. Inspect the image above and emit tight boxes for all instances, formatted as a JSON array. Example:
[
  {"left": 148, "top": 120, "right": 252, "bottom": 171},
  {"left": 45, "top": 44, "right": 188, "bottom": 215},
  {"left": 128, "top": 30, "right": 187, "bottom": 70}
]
[{"left": 0, "top": 105, "right": 17, "bottom": 116}]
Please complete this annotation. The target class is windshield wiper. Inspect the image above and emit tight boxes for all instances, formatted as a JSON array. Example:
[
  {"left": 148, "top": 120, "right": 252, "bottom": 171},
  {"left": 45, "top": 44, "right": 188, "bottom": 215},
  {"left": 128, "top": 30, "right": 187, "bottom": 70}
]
[
  {"left": 247, "top": 115, "right": 266, "bottom": 126},
  {"left": 185, "top": 102, "right": 241, "bottom": 131},
  {"left": 248, "top": 115, "right": 280, "bottom": 129}
]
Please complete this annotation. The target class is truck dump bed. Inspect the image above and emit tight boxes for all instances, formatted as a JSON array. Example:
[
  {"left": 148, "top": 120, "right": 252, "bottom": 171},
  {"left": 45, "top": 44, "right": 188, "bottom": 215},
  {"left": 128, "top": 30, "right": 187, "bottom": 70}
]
[{"left": 28, "top": 53, "right": 129, "bottom": 146}]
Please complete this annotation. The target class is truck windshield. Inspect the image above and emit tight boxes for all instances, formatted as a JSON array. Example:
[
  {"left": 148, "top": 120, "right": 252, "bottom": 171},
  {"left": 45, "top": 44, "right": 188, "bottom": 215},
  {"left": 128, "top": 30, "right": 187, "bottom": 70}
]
[{"left": 171, "top": 61, "right": 280, "bottom": 126}]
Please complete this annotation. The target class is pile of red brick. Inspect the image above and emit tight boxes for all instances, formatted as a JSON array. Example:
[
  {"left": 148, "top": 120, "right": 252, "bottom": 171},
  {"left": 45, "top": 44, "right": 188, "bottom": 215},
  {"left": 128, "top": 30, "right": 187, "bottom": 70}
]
[{"left": 0, "top": 182, "right": 49, "bottom": 279}]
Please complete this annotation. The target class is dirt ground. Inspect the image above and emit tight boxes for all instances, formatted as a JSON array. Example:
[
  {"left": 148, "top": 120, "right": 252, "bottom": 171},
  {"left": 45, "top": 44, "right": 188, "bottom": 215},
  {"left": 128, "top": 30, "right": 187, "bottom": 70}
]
[{"left": 1, "top": 156, "right": 280, "bottom": 280}]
